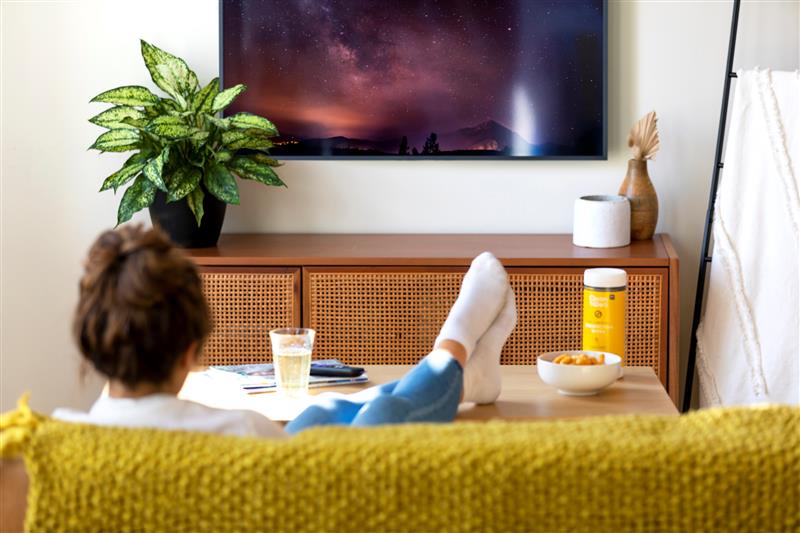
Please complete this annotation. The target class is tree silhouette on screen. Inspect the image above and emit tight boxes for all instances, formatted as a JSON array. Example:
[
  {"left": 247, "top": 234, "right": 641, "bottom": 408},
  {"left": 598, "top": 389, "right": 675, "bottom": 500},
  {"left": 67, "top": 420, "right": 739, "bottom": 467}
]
[
  {"left": 422, "top": 133, "right": 440, "bottom": 154},
  {"left": 398, "top": 136, "right": 409, "bottom": 155}
]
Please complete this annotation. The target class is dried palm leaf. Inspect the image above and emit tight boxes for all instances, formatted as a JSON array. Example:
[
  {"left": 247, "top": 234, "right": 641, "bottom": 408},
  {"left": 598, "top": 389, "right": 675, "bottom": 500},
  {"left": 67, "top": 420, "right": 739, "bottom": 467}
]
[{"left": 628, "top": 111, "right": 660, "bottom": 160}]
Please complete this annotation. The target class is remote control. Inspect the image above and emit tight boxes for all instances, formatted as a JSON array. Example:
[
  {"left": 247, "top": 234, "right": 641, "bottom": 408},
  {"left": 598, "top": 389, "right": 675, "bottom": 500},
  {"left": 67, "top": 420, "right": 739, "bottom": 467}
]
[{"left": 310, "top": 365, "right": 365, "bottom": 378}]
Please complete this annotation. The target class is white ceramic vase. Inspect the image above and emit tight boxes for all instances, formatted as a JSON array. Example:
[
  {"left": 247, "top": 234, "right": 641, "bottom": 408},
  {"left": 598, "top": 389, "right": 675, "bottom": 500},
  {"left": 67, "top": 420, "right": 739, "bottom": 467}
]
[{"left": 572, "top": 195, "right": 631, "bottom": 248}]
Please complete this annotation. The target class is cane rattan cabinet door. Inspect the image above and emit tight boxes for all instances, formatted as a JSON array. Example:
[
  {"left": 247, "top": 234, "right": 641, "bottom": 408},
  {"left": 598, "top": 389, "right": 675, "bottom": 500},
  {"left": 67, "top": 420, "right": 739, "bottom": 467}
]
[
  {"left": 304, "top": 267, "right": 667, "bottom": 383},
  {"left": 305, "top": 268, "right": 465, "bottom": 365},
  {"left": 504, "top": 268, "right": 668, "bottom": 383},
  {"left": 199, "top": 267, "right": 300, "bottom": 365}
]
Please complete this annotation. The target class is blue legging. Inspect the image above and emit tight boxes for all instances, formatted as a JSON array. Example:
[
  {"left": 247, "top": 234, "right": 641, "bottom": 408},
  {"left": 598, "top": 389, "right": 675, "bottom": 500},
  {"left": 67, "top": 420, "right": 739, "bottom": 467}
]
[{"left": 285, "top": 350, "right": 463, "bottom": 434}]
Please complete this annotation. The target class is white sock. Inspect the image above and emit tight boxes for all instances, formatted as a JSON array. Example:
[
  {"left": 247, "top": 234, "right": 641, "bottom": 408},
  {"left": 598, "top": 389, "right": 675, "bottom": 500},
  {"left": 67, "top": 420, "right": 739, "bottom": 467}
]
[
  {"left": 463, "top": 288, "right": 517, "bottom": 404},
  {"left": 435, "top": 252, "right": 509, "bottom": 356}
]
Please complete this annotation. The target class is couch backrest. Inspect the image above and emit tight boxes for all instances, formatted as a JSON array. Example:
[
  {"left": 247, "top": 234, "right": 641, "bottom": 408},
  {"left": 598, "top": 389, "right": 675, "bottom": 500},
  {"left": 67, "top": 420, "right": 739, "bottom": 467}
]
[{"left": 2, "top": 405, "right": 799, "bottom": 532}]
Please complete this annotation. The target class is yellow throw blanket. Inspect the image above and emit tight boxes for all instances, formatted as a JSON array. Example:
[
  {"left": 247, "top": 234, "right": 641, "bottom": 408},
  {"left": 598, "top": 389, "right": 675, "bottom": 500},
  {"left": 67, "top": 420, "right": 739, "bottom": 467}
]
[{"left": 2, "top": 397, "right": 798, "bottom": 532}]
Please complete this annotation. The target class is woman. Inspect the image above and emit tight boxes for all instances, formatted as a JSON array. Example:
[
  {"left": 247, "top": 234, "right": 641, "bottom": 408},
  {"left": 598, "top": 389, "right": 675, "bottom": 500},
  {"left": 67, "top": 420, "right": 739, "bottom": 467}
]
[{"left": 54, "top": 225, "right": 517, "bottom": 437}]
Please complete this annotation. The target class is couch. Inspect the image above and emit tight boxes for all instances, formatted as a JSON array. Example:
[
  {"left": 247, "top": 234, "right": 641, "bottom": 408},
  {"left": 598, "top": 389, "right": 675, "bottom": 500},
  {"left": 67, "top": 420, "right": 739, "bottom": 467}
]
[{"left": 1, "top": 397, "right": 798, "bottom": 532}]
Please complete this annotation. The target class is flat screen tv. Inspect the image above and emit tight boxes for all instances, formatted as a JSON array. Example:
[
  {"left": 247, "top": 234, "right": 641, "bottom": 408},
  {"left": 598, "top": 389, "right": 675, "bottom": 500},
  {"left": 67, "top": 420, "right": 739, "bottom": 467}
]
[{"left": 221, "top": 0, "right": 606, "bottom": 159}]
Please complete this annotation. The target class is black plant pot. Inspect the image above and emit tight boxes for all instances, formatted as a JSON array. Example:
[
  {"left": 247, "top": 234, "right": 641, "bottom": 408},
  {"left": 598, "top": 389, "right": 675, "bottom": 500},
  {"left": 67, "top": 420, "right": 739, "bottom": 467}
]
[{"left": 149, "top": 185, "right": 227, "bottom": 248}]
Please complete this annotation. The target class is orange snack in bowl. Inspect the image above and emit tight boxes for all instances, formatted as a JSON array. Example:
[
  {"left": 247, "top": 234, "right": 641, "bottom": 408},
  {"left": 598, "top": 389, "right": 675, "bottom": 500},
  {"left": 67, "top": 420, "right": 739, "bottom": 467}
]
[{"left": 552, "top": 353, "right": 605, "bottom": 365}]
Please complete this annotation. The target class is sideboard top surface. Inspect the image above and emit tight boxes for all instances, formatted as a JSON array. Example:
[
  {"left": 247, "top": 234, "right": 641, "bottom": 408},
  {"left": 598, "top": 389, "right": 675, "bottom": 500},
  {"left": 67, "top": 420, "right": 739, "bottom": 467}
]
[{"left": 186, "top": 234, "right": 674, "bottom": 267}]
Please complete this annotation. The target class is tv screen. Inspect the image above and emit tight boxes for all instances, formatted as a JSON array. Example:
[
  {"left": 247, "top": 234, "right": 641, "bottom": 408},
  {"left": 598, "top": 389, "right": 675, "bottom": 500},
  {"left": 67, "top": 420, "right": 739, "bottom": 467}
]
[{"left": 221, "top": 0, "right": 606, "bottom": 159}]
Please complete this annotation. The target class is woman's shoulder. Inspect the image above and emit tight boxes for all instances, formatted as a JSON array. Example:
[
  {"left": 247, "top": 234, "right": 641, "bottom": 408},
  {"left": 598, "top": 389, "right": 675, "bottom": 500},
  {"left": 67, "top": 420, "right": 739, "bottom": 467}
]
[{"left": 54, "top": 394, "right": 286, "bottom": 439}]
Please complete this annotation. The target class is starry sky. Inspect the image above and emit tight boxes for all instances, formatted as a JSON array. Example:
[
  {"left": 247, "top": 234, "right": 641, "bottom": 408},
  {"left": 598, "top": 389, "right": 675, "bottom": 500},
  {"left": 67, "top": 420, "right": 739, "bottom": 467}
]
[{"left": 223, "top": 0, "right": 604, "bottom": 156}]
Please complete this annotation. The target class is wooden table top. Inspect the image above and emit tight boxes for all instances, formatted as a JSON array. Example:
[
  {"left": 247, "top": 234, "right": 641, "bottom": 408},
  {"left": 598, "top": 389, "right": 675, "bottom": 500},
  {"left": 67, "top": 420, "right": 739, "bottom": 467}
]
[
  {"left": 185, "top": 233, "right": 675, "bottom": 267},
  {"left": 180, "top": 365, "right": 678, "bottom": 422}
]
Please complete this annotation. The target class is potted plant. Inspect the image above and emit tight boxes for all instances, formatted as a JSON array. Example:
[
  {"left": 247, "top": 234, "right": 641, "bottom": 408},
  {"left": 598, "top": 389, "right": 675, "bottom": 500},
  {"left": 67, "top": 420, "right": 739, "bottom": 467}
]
[{"left": 89, "top": 40, "right": 284, "bottom": 247}]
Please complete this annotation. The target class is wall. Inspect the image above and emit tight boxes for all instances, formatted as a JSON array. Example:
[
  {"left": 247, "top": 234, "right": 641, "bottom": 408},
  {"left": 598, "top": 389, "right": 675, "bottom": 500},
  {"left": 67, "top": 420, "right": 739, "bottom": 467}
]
[{"left": 2, "top": 0, "right": 798, "bottom": 413}]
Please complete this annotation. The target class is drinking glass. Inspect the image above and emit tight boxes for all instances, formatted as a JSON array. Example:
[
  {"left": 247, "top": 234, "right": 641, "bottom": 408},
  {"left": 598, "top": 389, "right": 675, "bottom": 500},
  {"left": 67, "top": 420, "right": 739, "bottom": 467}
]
[{"left": 269, "top": 328, "right": 315, "bottom": 397}]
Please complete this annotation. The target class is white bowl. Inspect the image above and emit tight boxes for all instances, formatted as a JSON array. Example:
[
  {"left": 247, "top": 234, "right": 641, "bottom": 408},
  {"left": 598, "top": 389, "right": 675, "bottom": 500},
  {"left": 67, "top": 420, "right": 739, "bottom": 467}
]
[{"left": 537, "top": 351, "right": 622, "bottom": 396}]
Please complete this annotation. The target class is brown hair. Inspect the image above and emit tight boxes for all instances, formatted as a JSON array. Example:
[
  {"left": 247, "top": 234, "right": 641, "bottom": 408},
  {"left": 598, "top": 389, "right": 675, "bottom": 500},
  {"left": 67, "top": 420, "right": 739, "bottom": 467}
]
[{"left": 73, "top": 225, "right": 211, "bottom": 386}]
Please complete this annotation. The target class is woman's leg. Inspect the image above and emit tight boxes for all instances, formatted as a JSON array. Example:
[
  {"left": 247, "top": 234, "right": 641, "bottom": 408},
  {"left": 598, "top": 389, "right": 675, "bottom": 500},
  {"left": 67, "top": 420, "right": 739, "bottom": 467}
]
[
  {"left": 284, "top": 380, "right": 399, "bottom": 434},
  {"left": 285, "top": 346, "right": 463, "bottom": 433},
  {"left": 350, "top": 348, "right": 464, "bottom": 425}
]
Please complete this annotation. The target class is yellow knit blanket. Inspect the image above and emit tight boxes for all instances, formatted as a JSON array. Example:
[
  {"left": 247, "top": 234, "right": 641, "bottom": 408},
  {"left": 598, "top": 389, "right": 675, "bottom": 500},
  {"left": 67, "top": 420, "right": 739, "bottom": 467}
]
[{"left": 2, "top": 397, "right": 798, "bottom": 532}]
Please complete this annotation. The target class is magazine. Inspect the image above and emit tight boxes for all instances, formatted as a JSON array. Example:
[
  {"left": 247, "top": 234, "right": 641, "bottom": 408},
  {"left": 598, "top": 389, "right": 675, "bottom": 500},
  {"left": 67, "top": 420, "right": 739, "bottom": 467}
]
[{"left": 205, "top": 359, "right": 368, "bottom": 394}]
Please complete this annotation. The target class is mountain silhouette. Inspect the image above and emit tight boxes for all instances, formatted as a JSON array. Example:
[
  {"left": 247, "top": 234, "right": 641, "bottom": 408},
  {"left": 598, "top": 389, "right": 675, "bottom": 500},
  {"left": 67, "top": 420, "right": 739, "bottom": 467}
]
[
  {"left": 276, "top": 119, "right": 541, "bottom": 155},
  {"left": 289, "top": 135, "right": 398, "bottom": 153},
  {"left": 439, "top": 120, "right": 533, "bottom": 153}
]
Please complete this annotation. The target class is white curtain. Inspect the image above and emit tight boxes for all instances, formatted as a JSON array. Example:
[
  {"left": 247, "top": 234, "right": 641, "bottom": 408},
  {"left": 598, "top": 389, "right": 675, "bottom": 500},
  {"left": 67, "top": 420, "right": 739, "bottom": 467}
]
[{"left": 697, "top": 69, "right": 800, "bottom": 406}]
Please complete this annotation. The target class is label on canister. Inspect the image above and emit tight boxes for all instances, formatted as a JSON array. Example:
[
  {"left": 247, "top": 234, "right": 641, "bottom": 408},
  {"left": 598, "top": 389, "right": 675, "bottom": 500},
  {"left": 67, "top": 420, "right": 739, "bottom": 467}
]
[{"left": 582, "top": 288, "right": 626, "bottom": 362}]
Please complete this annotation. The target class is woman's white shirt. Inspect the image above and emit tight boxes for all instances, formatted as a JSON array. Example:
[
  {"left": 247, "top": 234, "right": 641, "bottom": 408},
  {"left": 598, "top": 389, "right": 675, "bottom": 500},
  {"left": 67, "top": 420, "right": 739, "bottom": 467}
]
[{"left": 53, "top": 394, "right": 287, "bottom": 439}]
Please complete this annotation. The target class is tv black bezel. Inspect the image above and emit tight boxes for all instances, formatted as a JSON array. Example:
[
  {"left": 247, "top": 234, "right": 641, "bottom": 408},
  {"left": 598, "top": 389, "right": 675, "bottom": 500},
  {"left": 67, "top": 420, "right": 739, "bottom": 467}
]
[{"left": 219, "top": 0, "right": 608, "bottom": 161}]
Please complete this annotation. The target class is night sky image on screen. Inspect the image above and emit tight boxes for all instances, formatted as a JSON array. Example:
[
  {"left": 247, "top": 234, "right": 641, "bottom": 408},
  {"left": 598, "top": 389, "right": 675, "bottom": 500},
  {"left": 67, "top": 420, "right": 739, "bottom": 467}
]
[{"left": 223, "top": 0, "right": 605, "bottom": 158}]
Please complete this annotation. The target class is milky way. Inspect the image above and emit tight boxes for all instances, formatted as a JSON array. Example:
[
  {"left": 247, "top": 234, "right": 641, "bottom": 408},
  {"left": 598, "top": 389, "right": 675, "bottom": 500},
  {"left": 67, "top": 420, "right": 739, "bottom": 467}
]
[{"left": 223, "top": 0, "right": 604, "bottom": 157}]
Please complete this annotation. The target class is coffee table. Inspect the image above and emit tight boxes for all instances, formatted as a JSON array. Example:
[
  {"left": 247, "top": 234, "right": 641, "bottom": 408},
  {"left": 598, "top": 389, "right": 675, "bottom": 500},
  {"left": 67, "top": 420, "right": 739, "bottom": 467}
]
[{"left": 180, "top": 365, "right": 678, "bottom": 422}]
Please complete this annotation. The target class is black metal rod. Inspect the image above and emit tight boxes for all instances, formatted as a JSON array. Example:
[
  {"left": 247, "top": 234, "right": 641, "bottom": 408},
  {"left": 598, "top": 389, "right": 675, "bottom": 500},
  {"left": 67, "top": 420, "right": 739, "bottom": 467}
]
[{"left": 682, "top": 0, "right": 742, "bottom": 412}]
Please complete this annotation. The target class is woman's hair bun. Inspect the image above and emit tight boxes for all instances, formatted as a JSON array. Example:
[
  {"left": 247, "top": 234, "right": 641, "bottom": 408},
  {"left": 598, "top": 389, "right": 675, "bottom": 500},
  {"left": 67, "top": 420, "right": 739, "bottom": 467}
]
[
  {"left": 74, "top": 224, "right": 211, "bottom": 386},
  {"left": 84, "top": 226, "right": 173, "bottom": 277},
  {"left": 81, "top": 229, "right": 125, "bottom": 286},
  {"left": 81, "top": 226, "right": 176, "bottom": 292}
]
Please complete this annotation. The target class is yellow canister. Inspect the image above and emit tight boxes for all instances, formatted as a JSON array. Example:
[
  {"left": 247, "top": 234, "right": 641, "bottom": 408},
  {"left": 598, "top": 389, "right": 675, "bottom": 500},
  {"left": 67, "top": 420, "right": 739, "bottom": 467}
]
[{"left": 582, "top": 268, "right": 627, "bottom": 363}]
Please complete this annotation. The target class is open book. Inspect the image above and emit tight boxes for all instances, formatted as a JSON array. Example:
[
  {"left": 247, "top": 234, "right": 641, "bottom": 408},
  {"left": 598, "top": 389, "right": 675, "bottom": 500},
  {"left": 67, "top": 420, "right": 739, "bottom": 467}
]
[{"left": 205, "top": 359, "right": 369, "bottom": 394}]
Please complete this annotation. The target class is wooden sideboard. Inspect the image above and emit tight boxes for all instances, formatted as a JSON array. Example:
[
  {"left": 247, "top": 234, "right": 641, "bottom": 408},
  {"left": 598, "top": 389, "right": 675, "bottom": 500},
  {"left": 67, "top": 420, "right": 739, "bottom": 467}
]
[{"left": 186, "top": 234, "right": 679, "bottom": 404}]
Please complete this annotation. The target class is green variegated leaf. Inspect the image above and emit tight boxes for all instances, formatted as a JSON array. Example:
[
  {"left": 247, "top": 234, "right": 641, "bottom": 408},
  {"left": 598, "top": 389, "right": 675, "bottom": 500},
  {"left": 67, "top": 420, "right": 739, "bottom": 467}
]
[
  {"left": 89, "top": 129, "right": 141, "bottom": 152},
  {"left": 117, "top": 175, "right": 157, "bottom": 225},
  {"left": 192, "top": 77, "right": 220, "bottom": 114},
  {"left": 89, "top": 106, "right": 147, "bottom": 129},
  {"left": 166, "top": 167, "right": 201, "bottom": 202},
  {"left": 228, "top": 156, "right": 285, "bottom": 187},
  {"left": 204, "top": 163, "right": 240, "bottom": 204},
  {"left": 140, "top": 40, "right": 198, "bottom": 102},
  {"left": 246, "top": 152, "right": 282, "bottom": 167},
  {"left": 156, "top": 65, "right": 188, "bottom": 108},
  {"left": 210, "top": 84, "right": 246, "bottom": 114},
  {"left": 124, "top": 151, "right": 152, "bottom": 166},
  {"left": 186, "top": 185, "right": 205, "bottom": 226},
  {"left": 190, "top": 130, "right": 210, "bottom": 142},
  {"left": 146, "top": 115, "right": 196, "bottom": 139},
  {"left": 190, "top": 131, "right": 210, "bottom": 152},
  {"left": 215, "top": 150, "right": 233, "bottom": 163},
  {"left": 90, "top": 86, "right": 159, "bottom": 106},
  {"left": 157, "top": 99, "right": 180, "bottom": 113},
  {"left": 102, "top": 168, "right": 143, "bottom": 193},
  {"left": 205, "top": 114, "right": 229, "bottom": 130},
  {"left": 221, "top": 131, "right": 273, "bottom": 150},
  {"left": 227, "top": 113, "right": 279, "bottom": 137},
  {"left": 142, "top": 147, "right": 169, "bottom": 191},
  {"left": 120, "top": 116, "right": 149, "bottom": 129},
  {"left": 99, "top": 153, "right": 149, "bottom": 192},
  {"left": 221, "top": 130, "right": 244, "bottom": 146}
]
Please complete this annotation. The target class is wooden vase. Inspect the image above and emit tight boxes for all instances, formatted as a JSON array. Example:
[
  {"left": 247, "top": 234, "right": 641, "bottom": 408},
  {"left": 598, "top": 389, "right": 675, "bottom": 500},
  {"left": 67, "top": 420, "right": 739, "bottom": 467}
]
[{"left": 619, "top": 159, "right": 659, "bottom": 240}]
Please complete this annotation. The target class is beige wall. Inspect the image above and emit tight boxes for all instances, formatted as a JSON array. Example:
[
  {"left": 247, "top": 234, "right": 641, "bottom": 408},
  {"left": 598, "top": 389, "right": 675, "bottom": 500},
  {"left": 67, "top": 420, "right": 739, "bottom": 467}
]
[{"left": 2, "top": 0, "right": 799, "bottom": 413}]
